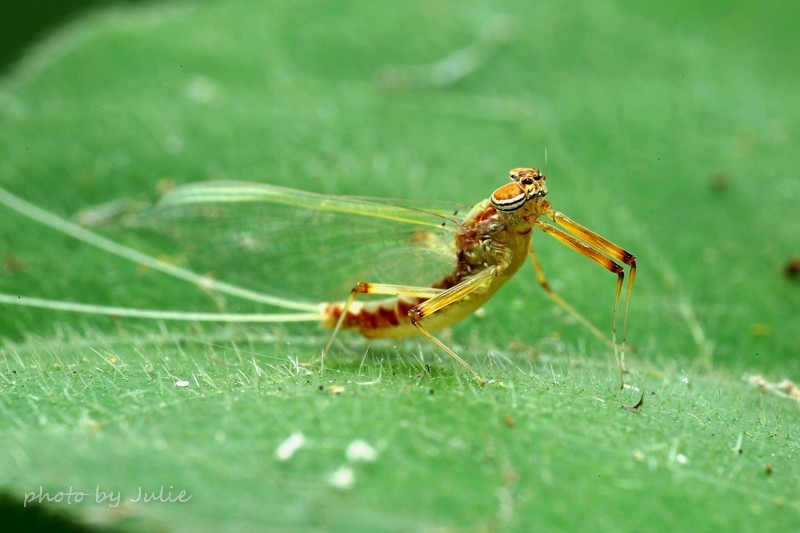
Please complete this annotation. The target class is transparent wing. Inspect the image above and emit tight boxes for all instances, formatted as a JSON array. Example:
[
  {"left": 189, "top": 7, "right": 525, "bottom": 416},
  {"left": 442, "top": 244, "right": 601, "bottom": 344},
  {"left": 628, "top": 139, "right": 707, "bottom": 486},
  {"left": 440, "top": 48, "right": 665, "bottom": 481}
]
[{"left": 128, "top": 181, "right": 472, "bottom": 307}]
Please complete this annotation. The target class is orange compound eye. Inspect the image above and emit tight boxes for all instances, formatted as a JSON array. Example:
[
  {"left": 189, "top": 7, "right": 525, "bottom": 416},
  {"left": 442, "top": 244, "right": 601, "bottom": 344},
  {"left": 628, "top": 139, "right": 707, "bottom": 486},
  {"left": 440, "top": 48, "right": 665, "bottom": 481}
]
[{"left": 491, "top": 182, "right": 527, "bottom": 212}]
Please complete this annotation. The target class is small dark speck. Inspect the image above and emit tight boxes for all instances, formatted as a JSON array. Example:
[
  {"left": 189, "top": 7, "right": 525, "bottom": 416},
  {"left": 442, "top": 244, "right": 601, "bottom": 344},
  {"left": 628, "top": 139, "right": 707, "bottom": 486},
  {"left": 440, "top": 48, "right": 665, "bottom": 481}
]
[
  {"left": 318, "top": 385, "right": 324, "bottom": 391},
  {"left": 708, "top": 171, "right": 731, "bottom": 192},
  {"left": 765, "top": 464, "right": 774, "bottom": 475},
  {"left": 428, "top": 389, "right": 435, "bottom": 395},
  {"left": 785, "top": 258, "right": 800, "bottom": 278}
]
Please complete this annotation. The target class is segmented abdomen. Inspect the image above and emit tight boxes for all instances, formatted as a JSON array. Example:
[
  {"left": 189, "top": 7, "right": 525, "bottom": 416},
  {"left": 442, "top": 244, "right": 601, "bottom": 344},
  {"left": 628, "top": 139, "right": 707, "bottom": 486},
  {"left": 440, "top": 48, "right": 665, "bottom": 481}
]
[{"left": 319, "top": 297, "right": 424, "bottom": 339}]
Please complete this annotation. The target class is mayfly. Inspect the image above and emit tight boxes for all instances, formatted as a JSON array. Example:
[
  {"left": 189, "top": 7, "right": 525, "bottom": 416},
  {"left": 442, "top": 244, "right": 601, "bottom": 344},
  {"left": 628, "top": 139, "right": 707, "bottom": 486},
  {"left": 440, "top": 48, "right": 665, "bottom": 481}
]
[{"left": 0, "top": 168, "right": 636, "bottom": 384}]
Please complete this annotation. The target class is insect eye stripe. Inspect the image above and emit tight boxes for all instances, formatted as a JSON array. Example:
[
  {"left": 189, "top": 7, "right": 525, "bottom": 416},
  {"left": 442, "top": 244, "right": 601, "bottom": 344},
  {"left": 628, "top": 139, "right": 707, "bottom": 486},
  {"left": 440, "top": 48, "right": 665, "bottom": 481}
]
[{"left": 491, "top": 191, "right": 527, "bottom": 211}]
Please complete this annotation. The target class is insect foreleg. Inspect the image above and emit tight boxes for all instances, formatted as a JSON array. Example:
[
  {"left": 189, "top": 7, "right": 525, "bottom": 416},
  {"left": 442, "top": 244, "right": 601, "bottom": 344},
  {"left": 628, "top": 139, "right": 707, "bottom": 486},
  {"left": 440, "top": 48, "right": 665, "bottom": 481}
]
[
  {"left": 534, "top": 219, "right": 631, "bottom": 387},
  {"left": 527, "top": 239, "right": 615, "bottom": 350},
  {"left": 545, "top": 208, "right": 637, "bottom": 360}
]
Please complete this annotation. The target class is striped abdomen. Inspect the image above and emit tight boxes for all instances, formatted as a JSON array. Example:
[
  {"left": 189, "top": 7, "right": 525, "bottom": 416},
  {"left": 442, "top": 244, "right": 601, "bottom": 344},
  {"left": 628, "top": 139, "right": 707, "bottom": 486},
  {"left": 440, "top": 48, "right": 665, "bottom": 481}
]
[{"left": 319, "top": 297, "right": 425, "bottom": 339}]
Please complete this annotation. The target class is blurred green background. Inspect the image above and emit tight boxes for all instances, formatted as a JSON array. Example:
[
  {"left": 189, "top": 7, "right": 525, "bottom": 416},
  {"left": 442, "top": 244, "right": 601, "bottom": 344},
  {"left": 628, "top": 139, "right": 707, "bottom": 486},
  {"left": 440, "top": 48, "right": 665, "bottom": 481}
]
[
  {"left": 0, "top": 0, "right": 798, "bottom": 531},
  {"left": 0, "top": 1, "right": 137, "bottom": 72}
]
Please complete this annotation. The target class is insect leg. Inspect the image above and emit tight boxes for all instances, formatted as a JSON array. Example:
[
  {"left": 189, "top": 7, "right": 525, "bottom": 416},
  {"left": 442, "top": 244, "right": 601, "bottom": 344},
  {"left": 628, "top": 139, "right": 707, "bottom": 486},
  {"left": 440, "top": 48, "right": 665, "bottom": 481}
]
[
  {"left": 534, "top": 219, "right": 633, "bottom": 387},
  {"left": 546, "top": 210, "right": 637, "bottom": 349},
  {"left": 408, "top": 267, "right": 497, "bottom": 384},
  {"left": 527, "top": 238, "right": 615, "bottom": 349}
]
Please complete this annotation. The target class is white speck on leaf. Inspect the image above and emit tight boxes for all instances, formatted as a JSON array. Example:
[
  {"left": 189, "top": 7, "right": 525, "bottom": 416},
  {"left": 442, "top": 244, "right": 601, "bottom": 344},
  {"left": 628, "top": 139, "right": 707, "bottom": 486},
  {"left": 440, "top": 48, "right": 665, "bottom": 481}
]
[
  {"left": 346, "top": 440, "right": 378, "bottom": 462},
  {"left": 275, "top": 432, "right": 306, "bottom": 462},
  {"left": 328, "top": 466, "right": 355, "bottom": 490}
]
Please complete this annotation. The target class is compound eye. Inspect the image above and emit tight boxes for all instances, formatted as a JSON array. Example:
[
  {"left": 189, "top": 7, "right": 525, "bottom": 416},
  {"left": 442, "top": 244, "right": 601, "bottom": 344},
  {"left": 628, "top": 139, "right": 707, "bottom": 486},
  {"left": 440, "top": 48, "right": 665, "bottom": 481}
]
[{"left": 521, "top": 177, "right": 534, "bottom": 185}]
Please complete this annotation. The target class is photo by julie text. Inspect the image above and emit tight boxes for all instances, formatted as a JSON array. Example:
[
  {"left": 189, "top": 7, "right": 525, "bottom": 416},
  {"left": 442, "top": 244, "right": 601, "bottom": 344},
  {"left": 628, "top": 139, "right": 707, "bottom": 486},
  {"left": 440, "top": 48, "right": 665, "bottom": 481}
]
[{"left": 23, "top": 485, "right": 192, "bottom": 507}]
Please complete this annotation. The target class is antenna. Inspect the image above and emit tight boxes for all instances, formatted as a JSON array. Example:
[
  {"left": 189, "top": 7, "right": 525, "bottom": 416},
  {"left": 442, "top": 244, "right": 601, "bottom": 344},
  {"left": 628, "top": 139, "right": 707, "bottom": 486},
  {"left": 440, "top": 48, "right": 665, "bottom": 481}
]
[{"left": 544, "top": 147, "right": 549, "bottom": 175}]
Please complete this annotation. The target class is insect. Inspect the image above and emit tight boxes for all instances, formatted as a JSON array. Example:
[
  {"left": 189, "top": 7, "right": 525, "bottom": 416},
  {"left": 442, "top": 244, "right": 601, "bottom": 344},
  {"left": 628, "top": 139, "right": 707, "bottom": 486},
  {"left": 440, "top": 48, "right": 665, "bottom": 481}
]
[{"left": 0, "top": 168, "right": 636, "bottom": 384}]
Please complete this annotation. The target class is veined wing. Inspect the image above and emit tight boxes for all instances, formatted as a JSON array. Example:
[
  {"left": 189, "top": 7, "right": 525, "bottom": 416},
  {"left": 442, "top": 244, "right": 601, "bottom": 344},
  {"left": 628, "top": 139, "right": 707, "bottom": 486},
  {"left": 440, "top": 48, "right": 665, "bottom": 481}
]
[
  {"left": 143, "top": 181, "right": 472, "bottom": 307},
  {"left": 159, "top": 181, "right": 466, "bottom": 228}
]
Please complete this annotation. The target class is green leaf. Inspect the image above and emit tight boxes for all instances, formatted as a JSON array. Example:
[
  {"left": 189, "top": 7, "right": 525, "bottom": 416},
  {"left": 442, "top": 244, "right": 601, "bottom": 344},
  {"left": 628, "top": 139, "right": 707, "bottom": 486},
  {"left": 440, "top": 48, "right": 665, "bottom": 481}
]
[{"left": 1, "top": 1, "right": 798, "bottom": 530}]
